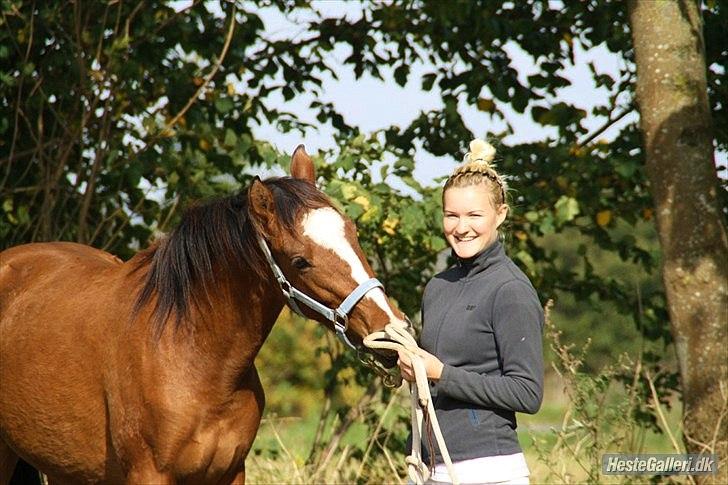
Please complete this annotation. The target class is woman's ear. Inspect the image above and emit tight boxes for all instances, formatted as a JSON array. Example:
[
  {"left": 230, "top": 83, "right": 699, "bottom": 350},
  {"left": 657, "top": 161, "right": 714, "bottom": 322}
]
[
  {"left": 291, "top": 144, "right": 316, "bottom": 184},
  {"left": 495, "top": 204, "right": 509, "bottom": 228}
]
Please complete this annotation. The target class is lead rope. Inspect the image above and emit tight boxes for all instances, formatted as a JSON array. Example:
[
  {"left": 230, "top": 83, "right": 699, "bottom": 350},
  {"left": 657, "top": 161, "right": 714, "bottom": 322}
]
[{"left": 363, "top": 323, "right": 459, "bottom": 485}]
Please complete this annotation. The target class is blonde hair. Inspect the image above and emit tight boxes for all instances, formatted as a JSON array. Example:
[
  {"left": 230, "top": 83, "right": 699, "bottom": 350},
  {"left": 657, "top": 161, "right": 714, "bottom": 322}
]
[{"left": 443, "top": 139, "right": 508, "bottom": 206}]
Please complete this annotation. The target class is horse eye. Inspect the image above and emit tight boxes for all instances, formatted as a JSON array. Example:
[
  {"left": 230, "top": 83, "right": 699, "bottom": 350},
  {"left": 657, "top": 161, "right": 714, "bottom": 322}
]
[{"left": 291, "top": 256, "right": 311, "bottom": 270}]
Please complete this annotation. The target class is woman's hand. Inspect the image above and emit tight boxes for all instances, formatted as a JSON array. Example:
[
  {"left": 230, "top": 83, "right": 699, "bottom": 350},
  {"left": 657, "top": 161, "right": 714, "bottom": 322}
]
[{"left": 397, "top": 349, "right": 444, "bottom": 382}]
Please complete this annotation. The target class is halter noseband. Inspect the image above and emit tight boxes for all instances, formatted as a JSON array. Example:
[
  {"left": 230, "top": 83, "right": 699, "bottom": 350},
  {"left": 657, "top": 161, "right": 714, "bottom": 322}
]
[{"left": 256, "top": 235, "right": 383, "bottom": 351}]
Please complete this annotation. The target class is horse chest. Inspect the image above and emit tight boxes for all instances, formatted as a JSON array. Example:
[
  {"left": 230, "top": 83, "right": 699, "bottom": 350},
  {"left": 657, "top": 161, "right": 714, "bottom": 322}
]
[
  {"left": 172, "top": 421, "right": 250, "bottom": 479},
  {"left": 154, "top": 386, "right": 263, "bottom": 481}
]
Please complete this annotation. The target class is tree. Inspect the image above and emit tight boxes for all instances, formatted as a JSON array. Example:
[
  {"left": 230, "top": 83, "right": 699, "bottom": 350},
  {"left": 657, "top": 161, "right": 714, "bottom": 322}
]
[{"left": 628, "top": 0, "right": 727, "bottom": 480}]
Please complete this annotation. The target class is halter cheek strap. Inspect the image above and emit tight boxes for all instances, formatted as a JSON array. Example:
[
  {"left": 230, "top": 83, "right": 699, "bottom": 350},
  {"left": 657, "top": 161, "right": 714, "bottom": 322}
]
[{"left": 256, "top": 235, "right": 383, "bottom": 351}]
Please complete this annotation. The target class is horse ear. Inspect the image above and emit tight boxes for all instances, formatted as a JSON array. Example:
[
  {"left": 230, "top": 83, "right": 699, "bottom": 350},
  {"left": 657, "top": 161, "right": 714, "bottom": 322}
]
[
  {"left": 248, "top": 177, "right": 276, "bottom": 235},
  {"left": 291, "top": 144, "right": 316, "bottom": 184}
]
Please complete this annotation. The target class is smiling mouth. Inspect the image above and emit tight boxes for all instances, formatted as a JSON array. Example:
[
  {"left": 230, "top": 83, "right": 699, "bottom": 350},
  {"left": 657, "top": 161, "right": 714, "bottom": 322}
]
[{"left": 455, "top": 236, "right": 477, "bottom": 242}]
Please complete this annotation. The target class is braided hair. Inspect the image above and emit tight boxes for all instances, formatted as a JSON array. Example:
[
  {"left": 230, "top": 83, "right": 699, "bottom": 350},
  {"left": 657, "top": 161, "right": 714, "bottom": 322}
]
[{"left": 443, "top": 139, "right": 508, "bottom": 206}]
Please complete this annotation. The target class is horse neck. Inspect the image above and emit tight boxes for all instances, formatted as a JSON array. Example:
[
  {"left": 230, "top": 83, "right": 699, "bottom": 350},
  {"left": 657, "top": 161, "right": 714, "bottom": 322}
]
[{"left": 144, "top": 261, "right": 285, "bottom": 392}]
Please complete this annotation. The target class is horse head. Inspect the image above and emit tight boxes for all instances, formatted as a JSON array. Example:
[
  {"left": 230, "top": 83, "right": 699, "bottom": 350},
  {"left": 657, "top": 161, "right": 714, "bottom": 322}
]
[{"left": 248, "top": 145, "right": 404, "bottom": 369}]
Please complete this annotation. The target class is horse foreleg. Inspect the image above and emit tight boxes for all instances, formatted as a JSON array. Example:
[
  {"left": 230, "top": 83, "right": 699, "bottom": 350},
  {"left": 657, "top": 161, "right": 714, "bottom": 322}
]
[
  {"left": 0, "top": 440, "right": 18, "bottom": 485},
  {"left": 229, "top": 467, "right": 245, "bottom": 485}
]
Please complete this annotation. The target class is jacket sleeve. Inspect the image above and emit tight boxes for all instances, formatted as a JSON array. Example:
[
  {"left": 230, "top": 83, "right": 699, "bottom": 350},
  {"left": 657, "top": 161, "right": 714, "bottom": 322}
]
[{"left": 436, "top": 279, "right": 544, "bottom": 414}]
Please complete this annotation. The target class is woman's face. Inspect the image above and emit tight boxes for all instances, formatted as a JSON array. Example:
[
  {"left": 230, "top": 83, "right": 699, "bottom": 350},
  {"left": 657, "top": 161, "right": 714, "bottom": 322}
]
[{"left": 442, "top": 185, "right": 508, "bottom": 259}]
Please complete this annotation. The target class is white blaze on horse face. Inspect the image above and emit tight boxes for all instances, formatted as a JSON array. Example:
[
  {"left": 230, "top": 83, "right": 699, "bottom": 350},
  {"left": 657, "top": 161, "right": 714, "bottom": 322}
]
[{"left": 302, "top": 207, "right": 399, "bottom": 322}]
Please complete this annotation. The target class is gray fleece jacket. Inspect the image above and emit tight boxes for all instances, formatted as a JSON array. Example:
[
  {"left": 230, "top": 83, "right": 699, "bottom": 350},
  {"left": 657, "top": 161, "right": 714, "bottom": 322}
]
[{"left": 416, "top": 239, "right": 544, "bottom": 464}]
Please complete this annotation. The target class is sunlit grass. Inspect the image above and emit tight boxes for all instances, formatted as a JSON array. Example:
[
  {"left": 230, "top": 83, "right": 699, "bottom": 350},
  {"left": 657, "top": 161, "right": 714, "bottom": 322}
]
[{"left": 247, "top": 371, "right": 685, "bottom": 484}]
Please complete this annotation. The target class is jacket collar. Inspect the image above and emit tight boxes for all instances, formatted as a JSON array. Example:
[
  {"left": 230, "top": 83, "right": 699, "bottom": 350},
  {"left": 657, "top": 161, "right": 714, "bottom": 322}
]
[{"left": 454, "top": 238, "right": 505, "bottom": 279}]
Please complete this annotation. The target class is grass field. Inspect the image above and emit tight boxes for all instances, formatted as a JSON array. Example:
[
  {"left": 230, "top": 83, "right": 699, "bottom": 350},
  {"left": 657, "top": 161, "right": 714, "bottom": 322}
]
[{"left": 246, "top": 373, "right": 687, "bottom": 484}]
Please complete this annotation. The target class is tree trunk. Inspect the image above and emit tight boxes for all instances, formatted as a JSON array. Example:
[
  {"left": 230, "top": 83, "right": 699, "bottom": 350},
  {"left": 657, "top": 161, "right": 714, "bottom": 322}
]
[{"left": 628, "top": 0, "right": 727, "bottom": 482}]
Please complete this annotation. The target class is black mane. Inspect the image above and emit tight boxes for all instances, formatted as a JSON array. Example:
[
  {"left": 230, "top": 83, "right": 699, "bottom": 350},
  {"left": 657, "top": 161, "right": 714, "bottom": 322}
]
[{"left": 133, "top": 177, "right": 331, "bottom": 335}]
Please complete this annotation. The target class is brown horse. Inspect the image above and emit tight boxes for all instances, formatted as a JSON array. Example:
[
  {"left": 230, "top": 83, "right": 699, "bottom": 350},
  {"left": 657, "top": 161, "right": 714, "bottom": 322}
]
[{"left": 0, "top": 147, "right": 404, "bottom": 484}]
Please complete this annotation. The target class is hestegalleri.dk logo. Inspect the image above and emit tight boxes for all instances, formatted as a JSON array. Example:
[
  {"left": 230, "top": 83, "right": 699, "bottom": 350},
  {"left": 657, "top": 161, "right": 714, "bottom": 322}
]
[{"left": 602, "top": 454, "right": 718, "bottom": 475}]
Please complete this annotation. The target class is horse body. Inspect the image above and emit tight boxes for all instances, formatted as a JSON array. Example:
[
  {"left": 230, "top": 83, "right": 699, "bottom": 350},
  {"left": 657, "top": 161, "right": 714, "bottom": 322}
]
[
  {"left": 1, "top": 243, "right": 117, "bottom": 482},
  {"left": 0, "top": 147, "right": 403, "bottom": 483},
  {"left": 0, "top": 241, "right": 279, "bottom": 483}
]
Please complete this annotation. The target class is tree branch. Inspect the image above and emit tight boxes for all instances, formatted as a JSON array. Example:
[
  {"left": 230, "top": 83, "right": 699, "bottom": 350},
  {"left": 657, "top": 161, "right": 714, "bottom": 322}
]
[
  {"left": 2, "top": 0, "right": 35, "bottom": 191},
  {"left": 161, "top": 5, "right": 237, "bottom": 133},
  {"left": 577, "top": 108, "right": 633, "bottom": 148}
]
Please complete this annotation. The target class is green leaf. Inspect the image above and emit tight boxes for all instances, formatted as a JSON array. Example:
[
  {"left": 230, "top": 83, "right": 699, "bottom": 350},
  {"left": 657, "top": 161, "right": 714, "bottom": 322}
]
[
  {"left": 224, "top": 129, "right": 237, "bottom": 147},
  {"left": 344, "top": 202, "right": 364, "bottom": 219},
  {"left": 237, "top": 134, "right": 252, "bottom": 154},
  {"left": 168, "top": 171, "right": 180, "bottom": 190},
  {"left": 3, "top": 199, "right": 17, "bottom": 224},
  {"left": 394, "top": 157, "right": 414, "bottom": 173},
  {"left": 615, "top": 159, "right": 638, "bottom": 178},
  {"left": 422, "top": 73, "right": 437, "bottom": 91},
  {"left": 17, "top": 205, "right": 29, "bottom": 225},
  {"left": 429, "top": 235, "right": 447, "bottom": 252},
  {"left": 127, "top": 164, "right": 143, "bottom": 187},
  {"left": 394, "top": 64, "right": 409, "bottom": 87},
  {"left": 554, "top": 196, "right": 580, "bottom": 224},
  {"left": 401, "top": 204, "right": 424, "bottom": 229},
  {"left": 539, "top": 215, "right": 555, "bottom": 234},
  {"left": 351, "top": 133, "right": 365, "bottom": 148},
  {"left": 379, "top": 164, "right": 389, "bottom": 180},
  {"left": 401, "top": 175, "right": 423, "bottom": 191},
  {"left": 514, "top": 250, "right": 536, "bottom": 274},
  {"left": 214, "top": 97, "right": 234, "bottom": 114},
  {"left": 340, "top": 182, "right": 358, "bottom": 200}
]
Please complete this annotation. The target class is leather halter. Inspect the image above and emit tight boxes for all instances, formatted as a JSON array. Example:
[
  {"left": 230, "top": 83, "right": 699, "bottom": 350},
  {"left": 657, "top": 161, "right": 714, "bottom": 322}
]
[{"left": 256, "top": 235, "right": 384, "bottom": 351}]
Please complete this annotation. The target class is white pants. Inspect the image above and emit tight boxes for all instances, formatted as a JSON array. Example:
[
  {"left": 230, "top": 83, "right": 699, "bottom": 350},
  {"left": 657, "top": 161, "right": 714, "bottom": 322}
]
[
  {"left": 426, "top": 477, "right": 529, "bottom": 485},
  {"left": 425, "top": 452, "right": 531, "bottom": 484}
]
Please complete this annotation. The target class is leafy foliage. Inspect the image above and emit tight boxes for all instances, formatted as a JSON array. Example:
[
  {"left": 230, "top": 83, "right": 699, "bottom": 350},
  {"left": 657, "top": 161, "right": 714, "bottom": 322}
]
[
  {"left": 3, "top": 0, "right": 720, "bottom": 332},
  {"left": 2, "top": 0, "right": 724, "bottom": 477},
  {"left": 2, "top": 1, "right": 297, "bottom": 254}
]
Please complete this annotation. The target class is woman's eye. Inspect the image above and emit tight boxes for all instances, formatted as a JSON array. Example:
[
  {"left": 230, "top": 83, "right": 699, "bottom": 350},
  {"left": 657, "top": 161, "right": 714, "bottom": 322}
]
[{"left": 291, "top": 256, "right": 311, "bottom": 270}]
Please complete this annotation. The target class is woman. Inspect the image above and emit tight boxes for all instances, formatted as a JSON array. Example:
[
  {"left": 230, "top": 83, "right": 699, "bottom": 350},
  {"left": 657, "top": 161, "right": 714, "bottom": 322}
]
[{"left": 398, "top": 139, "right": 544, "bottom": 485}]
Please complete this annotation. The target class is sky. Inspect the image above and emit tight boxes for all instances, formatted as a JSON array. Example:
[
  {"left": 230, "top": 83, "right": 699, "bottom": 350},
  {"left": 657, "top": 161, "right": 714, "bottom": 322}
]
[
  {"left": 191, "top": 0, "right": 725, "bottom": 185},
  {"left": 252, "top": 1, "right": 640, "bottom": 186}
]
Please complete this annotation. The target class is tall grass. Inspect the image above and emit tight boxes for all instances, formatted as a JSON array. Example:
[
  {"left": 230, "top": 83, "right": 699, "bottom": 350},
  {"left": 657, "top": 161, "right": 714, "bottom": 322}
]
[
  {"left": 529, "top": 301, "right": 690, "bottom": 484},
  {"left": 247, "top": 386, "right": 410, "bottom": 484}
]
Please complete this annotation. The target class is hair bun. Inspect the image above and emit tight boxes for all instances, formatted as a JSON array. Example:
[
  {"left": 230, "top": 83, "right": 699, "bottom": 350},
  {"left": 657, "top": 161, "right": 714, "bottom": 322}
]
[
  {"left": 445, "top": 138, "right": 507, "bottom": 204},
  {"left": 467, "top": 138, "right": 496, "bottom": 164}
]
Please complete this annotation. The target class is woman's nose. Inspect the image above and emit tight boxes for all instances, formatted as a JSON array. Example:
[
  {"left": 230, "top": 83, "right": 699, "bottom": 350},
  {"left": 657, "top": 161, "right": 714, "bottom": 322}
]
[{"left": 455, "top": 218, "right": 470, "bottom": 234}]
